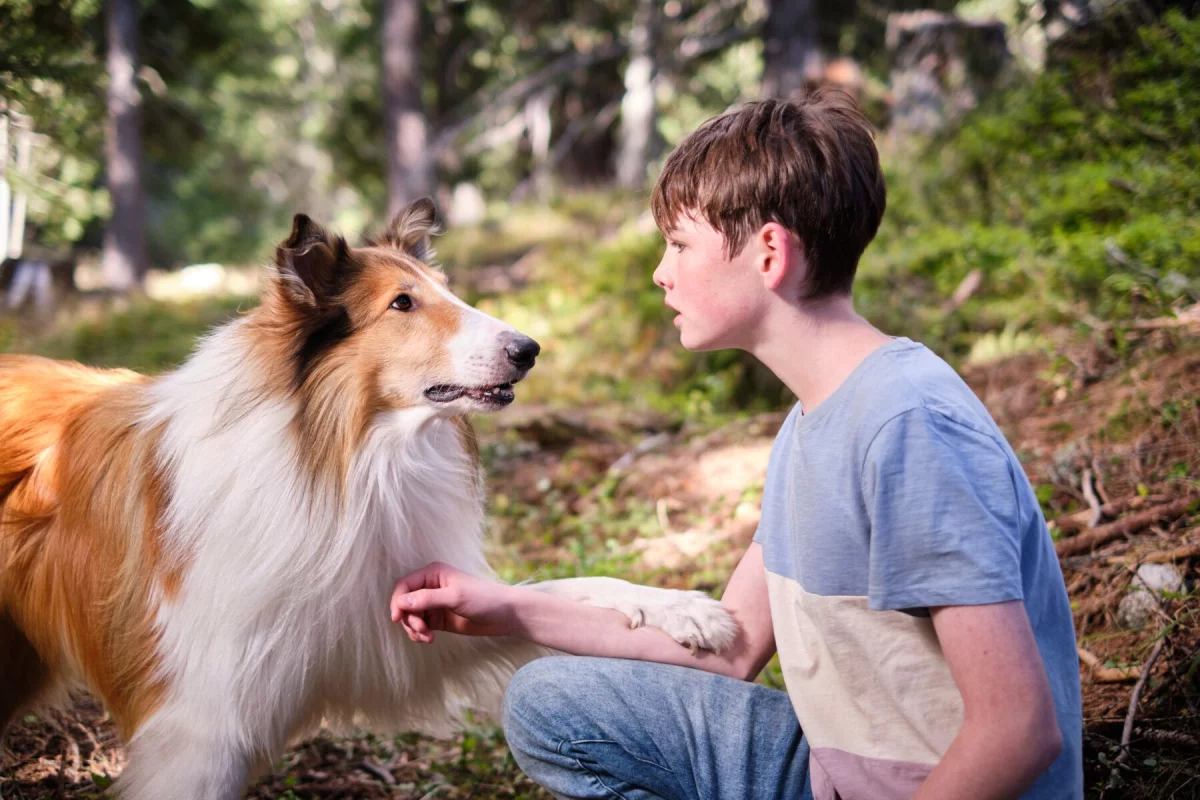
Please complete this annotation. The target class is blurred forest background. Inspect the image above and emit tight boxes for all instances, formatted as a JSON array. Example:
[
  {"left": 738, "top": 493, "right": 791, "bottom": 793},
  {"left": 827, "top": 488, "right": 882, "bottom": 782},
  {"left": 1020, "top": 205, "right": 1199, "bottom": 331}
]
[{"left": 2, "top": 0, "right": 1200, "bottom": 798}]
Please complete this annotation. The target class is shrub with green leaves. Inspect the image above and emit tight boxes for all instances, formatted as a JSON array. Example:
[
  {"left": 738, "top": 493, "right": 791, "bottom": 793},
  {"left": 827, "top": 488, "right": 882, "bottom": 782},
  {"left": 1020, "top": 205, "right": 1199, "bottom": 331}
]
[{"left": 857, "top": 10, "right": 1200, "bottom": 358}]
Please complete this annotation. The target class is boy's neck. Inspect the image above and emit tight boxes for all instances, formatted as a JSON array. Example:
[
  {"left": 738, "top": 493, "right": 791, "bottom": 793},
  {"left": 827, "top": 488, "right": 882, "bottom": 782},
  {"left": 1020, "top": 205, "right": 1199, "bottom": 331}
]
[{"left": 748, "top": 295, "right": 892, "bottom": 414}]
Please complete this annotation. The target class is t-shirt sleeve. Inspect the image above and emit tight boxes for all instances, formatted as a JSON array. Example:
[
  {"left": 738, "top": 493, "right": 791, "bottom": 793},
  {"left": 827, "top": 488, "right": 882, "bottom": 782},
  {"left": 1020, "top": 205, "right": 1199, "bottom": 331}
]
[{"left": 861, "top": 407, "right": 1024, "bottom": 612}]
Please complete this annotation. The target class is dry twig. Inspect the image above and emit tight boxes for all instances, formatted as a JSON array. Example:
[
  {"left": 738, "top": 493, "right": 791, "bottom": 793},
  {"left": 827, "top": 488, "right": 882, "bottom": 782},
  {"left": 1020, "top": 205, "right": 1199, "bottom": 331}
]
[
  {"left": 1055, "top": 495, "right": 1199, "bottom": 557},
  {"left": 1054, "top": 494, "right": 1168, "bottom": 535},
  {"left": 1107, "top": 541, "right": 1200, "bottom": 566},
  {"left": 1081, "top": 468, "right": 1104, "bottom": 528},
  {"left": 1106, "top": 635, "right": 1168, "bottom": 794},
  {"left": 358, "top": 757, "right": 397, "bottom": 786},
  {"left": 1078, "top": 646, "right": 1143, "bottom": 682}
]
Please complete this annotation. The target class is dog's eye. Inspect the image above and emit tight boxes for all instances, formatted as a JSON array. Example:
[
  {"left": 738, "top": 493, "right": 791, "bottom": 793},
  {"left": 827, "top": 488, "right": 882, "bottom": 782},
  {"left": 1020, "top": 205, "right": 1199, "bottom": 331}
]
[{"left": 390, "top": 293, "right": 414, "bottom": 312}]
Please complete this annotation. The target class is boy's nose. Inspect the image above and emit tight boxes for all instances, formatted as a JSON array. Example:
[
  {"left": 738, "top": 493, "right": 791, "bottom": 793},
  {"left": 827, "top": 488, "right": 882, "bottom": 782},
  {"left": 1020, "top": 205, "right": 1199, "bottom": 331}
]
[{"left": 652, "top": 259, "right": 671, "bottom": 290}]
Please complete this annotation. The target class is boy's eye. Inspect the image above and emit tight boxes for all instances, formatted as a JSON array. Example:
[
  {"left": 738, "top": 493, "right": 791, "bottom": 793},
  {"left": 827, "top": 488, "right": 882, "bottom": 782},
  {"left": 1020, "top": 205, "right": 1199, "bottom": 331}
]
[
  {"left": 390, "top": 293, "right": 414, "bottom": 311},
  {"left": 670, "top": 241, "right": 685, "bottom": 252}
]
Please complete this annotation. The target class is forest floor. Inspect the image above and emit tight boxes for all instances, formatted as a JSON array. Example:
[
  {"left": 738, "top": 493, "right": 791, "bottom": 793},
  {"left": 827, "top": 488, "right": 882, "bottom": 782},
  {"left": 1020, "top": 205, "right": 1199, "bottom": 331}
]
[{"left": 2, "top": 321, "right": 1198, "bottom": 799}]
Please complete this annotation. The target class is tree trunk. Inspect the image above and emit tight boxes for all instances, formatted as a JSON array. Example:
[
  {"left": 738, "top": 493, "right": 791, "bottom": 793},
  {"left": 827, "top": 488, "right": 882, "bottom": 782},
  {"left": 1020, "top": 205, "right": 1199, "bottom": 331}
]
[
  {"left": 103, "top": 0, "right": 148, "bottom": 291},
  {"left": 0, "top": 100, "right": 11, "bottom": 260},
  {"left": 886, "top": 11, "right": 1009, "bottom": 138},
  {"left": 381, "top": 0, "right": 432, "bottom": 216},
  {"left": 525, "top": 86, "right": 555, "bottom": 199},
  {"left": 616, "top": 0, "right": 660, "bottom": 190},
  {"left": 8, "top": 114, "right": 33, "bottom": 259},
  {"left": 761, "top": 0, "right": 821, "bottom": 100}
]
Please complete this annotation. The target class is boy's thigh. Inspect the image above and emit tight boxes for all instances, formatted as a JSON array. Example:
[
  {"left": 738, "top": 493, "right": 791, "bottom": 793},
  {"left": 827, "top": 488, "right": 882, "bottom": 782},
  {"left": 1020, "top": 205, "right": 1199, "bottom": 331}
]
[{"left": 502, "top": 656, "right": 811, "bottom": 800}]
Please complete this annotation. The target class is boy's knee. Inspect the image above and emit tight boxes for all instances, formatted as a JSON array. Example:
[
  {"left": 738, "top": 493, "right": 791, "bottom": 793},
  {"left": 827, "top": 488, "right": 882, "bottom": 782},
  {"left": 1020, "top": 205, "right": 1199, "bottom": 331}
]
[
  {"left": 503, "top": 656, "right": 630, "bottom": 754},
  {"left": 502, "top": 656, "right": 572, "bottom": 747}
]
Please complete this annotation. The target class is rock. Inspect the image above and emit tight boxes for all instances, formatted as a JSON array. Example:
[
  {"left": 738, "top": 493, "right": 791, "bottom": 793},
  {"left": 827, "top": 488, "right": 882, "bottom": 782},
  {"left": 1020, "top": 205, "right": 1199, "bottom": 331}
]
[
  {"left": 1118, "top": 564, "right": 1184, "bottom": 629},
  {"left": 1133, "top": 563, "right": 1183, "bottom": 594},
  {"left": 1118, "top": 590, "right": 1157, "bottom": 629}
]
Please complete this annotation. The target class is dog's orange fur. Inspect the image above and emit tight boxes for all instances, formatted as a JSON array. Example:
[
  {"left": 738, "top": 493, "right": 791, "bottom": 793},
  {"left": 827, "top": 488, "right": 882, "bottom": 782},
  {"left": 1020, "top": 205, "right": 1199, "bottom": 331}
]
[
  {"left": 0, "top": 214, "right": 474, "bottom": 743},
  {"left": 235, "top": 246, "right": 466, "bottom": 495},
  {"left": 0, "top": 357, "right": 172, "bottom": 737}
]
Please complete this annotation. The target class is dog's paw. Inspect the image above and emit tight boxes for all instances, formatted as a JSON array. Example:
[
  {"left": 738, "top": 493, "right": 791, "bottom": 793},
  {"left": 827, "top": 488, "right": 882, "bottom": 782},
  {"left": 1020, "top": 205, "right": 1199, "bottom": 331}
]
[
  {"left": 613, "top": 586, "right": 738, "bottom": 654},
  {"left": 529, "top": 576, "right": 738, "bottom": 654}
]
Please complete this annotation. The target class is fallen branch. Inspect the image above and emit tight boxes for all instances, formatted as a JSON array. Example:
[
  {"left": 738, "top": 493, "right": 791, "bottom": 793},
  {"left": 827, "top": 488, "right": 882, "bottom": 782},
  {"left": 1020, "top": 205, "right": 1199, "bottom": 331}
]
[
  {"left": 1055, "top": 495, "right": 1199, "bottom": 557},
  {"left": 1106, "top": 635, "right": 1168, "bottom": 794},
  {"left": 1081, "top": 467, "right": 1103, "bottom": 528},
  {"left": 1078, "top": 646, "right": 1142, "bottom": 682},
  {"left": 1108, "top": 541, "right": 1200, "bottom": 566},
  {"left": 1053, "top": 494, "right": 1168, "bottom": 535},
  {"left": 1080, "top": 304, "right": 1200, "bottom": 332},
  {"left": 1091, "top": 456, "right": 1110, "bottom": 505},
  {"left": 1133, "top": 727, "right": 1200, "bottom": 749},
  {"left": 358, "top": 757, "right": 397, "bottom": 786},
  {"left": 942, "top": 269, "right": 982, "bottom": 313}
]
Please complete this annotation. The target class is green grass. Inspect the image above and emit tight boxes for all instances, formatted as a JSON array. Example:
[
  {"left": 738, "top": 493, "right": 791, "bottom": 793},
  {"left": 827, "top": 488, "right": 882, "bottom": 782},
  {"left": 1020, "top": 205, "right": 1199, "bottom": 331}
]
[
  {"left": 855, "top": 10, "right": 1200, "bottom": 358},
  {"left": 2, "top": 295, "right": 253, "bottom": 374}
]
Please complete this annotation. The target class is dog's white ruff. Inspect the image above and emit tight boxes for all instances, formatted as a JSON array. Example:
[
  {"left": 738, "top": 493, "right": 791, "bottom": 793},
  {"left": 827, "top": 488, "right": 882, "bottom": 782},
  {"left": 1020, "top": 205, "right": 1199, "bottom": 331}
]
[{"left": 111, "top": 320, "right": 734, "bottom": 800}]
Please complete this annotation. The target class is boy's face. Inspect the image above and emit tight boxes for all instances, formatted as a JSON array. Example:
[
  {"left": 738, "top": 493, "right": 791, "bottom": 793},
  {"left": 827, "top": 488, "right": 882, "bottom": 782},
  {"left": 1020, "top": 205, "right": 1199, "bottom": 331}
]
[{"left": 653, "top": 214, "right": 765, "bottom": 352}]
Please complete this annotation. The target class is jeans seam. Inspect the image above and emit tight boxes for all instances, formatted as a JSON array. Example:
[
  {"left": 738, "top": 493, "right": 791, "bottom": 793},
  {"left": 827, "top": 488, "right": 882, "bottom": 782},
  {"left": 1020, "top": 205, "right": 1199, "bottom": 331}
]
[
  {"left": 562, "top": 738, "right": 676, "bottom": 774},
  {"left": 553, "top": 737, "right": 675, "bottom": 799},
  {"left": 553, "top": 738, "right": 627, "bottom": 800}
]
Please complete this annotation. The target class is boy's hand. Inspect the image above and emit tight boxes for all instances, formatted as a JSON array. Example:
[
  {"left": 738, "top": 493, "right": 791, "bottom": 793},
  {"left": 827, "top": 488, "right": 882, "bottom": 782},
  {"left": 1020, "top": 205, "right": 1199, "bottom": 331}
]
[{"left": 390, "top": 562, "right": 515, "bottom": 642}]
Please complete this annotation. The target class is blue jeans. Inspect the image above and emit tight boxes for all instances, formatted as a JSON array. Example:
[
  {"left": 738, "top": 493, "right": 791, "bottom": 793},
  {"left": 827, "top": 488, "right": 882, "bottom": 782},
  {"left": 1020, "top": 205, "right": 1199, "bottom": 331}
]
[{"left": 502, "top": 657, "right": 813, "bottom": 800}]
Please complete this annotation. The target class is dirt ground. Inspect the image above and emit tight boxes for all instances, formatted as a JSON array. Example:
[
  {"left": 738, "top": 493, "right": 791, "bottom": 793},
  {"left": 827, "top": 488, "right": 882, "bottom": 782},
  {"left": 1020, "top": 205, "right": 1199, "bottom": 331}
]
[{"left": 3, "top": 332, "right": 1198, "bottom": 799}]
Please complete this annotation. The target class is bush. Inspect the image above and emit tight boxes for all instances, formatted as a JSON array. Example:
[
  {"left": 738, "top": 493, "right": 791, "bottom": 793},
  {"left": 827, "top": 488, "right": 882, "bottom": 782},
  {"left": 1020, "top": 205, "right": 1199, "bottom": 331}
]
[
  {"left": 858, "top": 10, "right": 1200, "bottom": 357},
  {"left": 7, "top": 296, "right": 250, "bottom": 374}
]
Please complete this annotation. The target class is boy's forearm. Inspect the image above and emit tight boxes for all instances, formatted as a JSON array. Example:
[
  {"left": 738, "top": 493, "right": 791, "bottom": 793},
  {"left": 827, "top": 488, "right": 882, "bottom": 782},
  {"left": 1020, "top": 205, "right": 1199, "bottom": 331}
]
[
  {"left": 913, "top": 717, "right": 1062, "bottom": 800},
  {"left": 920, "top": 601, "right": 1063, "bottom": 799},
  {"left": 506, "top": 586, "right": 747, "bottom": 678}
]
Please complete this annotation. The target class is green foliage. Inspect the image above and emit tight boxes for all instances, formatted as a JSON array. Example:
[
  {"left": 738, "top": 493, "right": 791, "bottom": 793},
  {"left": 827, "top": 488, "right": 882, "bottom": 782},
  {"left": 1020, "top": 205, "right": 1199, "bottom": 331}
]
[
  {"left": 0, "top": 0, "right": 100, "bottom": 100},
  {"left": 12, "top": 295, "right": 251, "bottom": 373},
  {"left": 857, "top": 10, "right": 1200, "bottom": 357},
  {"left": 468, "top": 211, "right": 785, "bottom": 419},
  {"left": 6, "top": 0, "right": 384, "bottom": 264}
]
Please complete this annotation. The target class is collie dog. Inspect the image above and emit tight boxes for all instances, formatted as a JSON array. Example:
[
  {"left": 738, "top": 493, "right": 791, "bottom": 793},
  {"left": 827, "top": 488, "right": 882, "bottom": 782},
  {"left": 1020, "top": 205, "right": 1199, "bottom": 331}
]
[{"left": 0, "top": 199, "right": 735, "bottom": 799}]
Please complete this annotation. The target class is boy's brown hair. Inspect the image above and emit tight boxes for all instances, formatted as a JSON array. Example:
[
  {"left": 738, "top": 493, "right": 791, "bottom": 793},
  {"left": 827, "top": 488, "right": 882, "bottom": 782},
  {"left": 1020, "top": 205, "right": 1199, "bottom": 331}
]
[{"left": 651, "top": 89, "right": 886, "bottom": 299}]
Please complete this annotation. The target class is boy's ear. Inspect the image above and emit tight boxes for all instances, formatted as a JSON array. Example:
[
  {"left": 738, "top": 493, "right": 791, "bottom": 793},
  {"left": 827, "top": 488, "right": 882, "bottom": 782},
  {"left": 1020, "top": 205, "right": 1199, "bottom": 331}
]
[
  {"left": 757, "top": 222, "right": 796, "bottom": 292},
  {"left": 377, "top": 197, "right": 440, "bottom": 263},
  {"left": 274, "top": 213, "right": 349, "bottom": 308}
]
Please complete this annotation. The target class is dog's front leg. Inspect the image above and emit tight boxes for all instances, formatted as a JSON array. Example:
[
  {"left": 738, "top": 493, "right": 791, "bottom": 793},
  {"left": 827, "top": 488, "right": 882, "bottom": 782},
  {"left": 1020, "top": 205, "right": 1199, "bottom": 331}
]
[
  {"left": 527, "top": 576, "right": 737, "bottom": 654},
  {"left": 116, "top": 702, "right": 260, "bottom": 800}
]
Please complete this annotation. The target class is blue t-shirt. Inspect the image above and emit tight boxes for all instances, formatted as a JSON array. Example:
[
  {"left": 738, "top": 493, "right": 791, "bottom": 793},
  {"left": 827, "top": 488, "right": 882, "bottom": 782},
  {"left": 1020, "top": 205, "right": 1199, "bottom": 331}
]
[{"left": 754, "top": 337, "right": 1082, "bottom": 800}]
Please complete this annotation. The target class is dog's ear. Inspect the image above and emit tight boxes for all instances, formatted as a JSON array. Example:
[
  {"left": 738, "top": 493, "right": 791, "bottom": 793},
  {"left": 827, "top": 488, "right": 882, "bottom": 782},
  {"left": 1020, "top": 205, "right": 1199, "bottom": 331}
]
[
  {"left": 378, "top": 197, "right": 440, "bottom": 263},
  {"left": 274, "top": 214, "right": 348, "bottom": 307}
]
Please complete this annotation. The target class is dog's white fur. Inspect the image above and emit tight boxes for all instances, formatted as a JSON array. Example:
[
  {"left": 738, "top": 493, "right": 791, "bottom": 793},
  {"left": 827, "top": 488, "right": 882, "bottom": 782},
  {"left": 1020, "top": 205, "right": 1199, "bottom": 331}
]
[
  {"left": 0, "top": 206, "right": 737, "bottom": 800},
  {"left": 109, "top": 308, "right": 732, "bottom": 800}
]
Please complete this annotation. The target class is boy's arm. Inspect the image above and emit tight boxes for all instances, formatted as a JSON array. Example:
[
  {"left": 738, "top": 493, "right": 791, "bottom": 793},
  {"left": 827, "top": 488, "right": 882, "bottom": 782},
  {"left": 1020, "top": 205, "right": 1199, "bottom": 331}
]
[
  {"left": 913, "top": 600, "right": 1063, "bottom": 800},
  {"left": 391, "top": 542, "right": 777, "bottom": 681},
  {"left": 861, "top": 407, "right": 1069, "bottom": 796}
]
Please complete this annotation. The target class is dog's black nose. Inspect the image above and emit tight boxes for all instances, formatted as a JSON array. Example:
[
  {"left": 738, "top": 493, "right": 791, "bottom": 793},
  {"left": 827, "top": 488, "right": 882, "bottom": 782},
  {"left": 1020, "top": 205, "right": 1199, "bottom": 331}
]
[{"left": 504, "top": 335, "right": 540, "bottom": 369}]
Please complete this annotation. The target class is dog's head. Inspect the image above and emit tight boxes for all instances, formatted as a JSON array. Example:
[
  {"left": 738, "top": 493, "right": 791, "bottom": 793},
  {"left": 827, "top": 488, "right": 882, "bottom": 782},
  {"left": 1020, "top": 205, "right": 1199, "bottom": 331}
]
[{"left": 268, "top": 198, "right": 538, "bottom": 417}]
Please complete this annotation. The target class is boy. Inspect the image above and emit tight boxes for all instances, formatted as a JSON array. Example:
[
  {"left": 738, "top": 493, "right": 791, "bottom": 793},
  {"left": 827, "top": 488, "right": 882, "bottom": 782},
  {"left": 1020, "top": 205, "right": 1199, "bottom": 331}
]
[{"left": 390, "top": 90, "right": 1083, "bottom": 799}]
